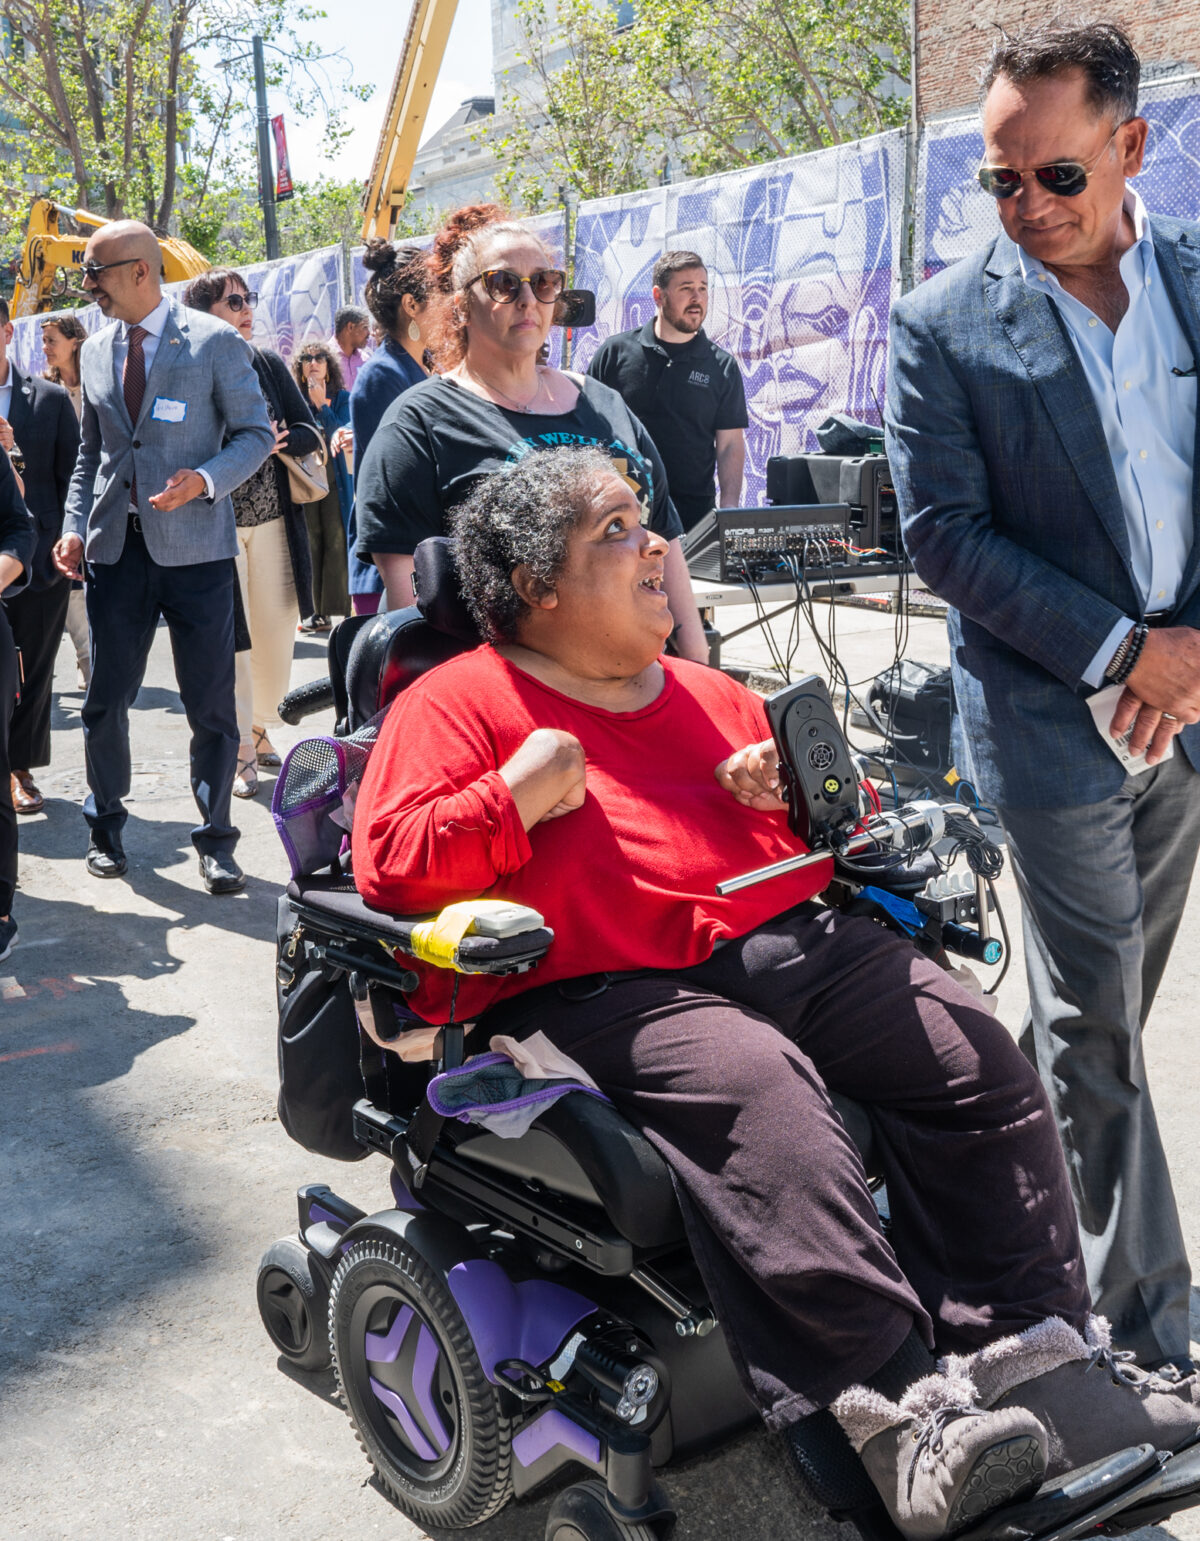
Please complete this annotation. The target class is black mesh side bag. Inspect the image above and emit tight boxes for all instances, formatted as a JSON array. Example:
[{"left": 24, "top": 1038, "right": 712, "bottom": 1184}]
[{"left": 274, "top": 894, "right": 369, "bottom": 1162}]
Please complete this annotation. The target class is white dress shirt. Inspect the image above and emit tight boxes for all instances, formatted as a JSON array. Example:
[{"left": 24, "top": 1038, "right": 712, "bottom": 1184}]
[
  {"left": 1018, "top": 188, "right": 1198, "bottom": 685},
  {"left": 0, "top": 362, "right": 12, "bottom": 425}
]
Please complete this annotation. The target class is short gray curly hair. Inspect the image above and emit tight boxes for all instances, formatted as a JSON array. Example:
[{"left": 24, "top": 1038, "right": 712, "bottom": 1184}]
[{"left": 451, "top": 446, "right": 619, "bottom": 643}]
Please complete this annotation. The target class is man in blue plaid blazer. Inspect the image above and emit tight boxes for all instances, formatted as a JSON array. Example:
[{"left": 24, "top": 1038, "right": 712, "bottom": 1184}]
[{"left": 887, "top": 22, "right": 1200, "bottom": 1372}]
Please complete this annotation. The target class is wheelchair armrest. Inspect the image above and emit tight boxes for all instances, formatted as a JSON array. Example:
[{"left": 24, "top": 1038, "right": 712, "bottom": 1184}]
[
  {"left": 390, "top": 914, "right": 556, "bottom": 976},
  {"left": 286, "top": 876, "right": 554, "bottom": 977}
]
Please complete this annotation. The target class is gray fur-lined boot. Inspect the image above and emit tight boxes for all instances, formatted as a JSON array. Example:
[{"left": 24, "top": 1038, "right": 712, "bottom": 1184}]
[
  {"left": 942, "top": 1316, "right": 1200, "bottom": 1480},
  {"left": 831, "top": 1370, "right": 1047, "bottom": 1539}
]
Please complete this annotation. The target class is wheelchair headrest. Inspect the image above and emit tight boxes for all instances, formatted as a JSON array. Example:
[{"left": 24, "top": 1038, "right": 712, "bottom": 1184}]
[
  {"left": 343, "top": 607, "right": 468, "bottom": 729},
  {"left": 413, "top": 537, "right": 482, "bottom": 648}
]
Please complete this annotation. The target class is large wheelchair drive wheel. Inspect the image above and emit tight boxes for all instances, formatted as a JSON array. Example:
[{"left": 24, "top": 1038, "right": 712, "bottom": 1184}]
[
  {"left": 546, "top": 1480, "right": 658, "bottom": 1541},
  {"left": 329, "top": 1236, "right": 513, "bottom": 1528},
  {"left": 257, "top": 1236, "right": 332, "bottom": 1372}
]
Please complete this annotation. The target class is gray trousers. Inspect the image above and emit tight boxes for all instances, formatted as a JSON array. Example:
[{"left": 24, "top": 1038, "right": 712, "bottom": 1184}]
[{"left": 998, "top": 749, "right": 1200, "bottom": 1363}]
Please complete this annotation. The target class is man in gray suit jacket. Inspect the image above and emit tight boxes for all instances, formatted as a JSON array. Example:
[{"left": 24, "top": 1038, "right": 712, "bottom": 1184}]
[
  {"left": 55, "top": 221, "right": 274, "bottom": 894},
  {"left": 887, "top": 23, "right": 1200, "bottom": 1372}
]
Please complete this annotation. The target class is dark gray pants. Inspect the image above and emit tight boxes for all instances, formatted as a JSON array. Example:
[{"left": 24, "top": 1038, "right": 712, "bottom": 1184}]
[
  {"left": 999, "top": 749, "right": 1200, "bottom": 1364},
  {"left": 489, "top": 907, "right": 1088, "bottom": 1429}
]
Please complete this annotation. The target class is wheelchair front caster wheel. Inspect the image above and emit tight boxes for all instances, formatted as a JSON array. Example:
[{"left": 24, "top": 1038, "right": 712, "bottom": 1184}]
[
  {"left": 257, "top": 1236, "right": 332, "bottom": 1372},
  {"left": 545, "top": 1480, "right": 660, "bottom": 1541}
]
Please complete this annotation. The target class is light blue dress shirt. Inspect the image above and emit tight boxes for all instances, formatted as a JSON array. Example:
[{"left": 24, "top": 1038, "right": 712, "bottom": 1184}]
[{"left": 1018, "top": 188, "right": 1198, "bottom": 686}]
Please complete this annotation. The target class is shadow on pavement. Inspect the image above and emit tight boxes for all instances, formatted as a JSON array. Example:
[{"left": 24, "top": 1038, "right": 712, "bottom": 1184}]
[
  {"left": 0, "top": 891, "right": 196, "bottom": 1389},
  {"left": 16, "top": 812, "right": 283, "bottom": 949}
]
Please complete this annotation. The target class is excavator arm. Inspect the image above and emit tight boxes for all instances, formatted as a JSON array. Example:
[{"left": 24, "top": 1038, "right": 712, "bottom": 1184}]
[
  {"left": 361, "top": 0, "right": 460, "bottom": 239},
  {"left": 11, "top": 199, "right": 210, "bottom": 319}
]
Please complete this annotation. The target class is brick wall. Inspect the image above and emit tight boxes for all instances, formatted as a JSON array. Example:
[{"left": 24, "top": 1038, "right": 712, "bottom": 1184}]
[{"left": 915, "top": 0, "right": 1200, "bottom": 120}]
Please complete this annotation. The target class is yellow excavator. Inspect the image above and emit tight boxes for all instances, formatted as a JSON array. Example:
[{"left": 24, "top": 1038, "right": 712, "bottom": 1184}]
[
  {"left": 11, "top": 198, "right": 210, "bottom": 318},
  {"left": 361, "top": 0, "right": 460, "bottom": 239}
]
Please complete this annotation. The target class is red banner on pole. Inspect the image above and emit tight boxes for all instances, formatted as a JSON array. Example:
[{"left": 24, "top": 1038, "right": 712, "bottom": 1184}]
[{"left": 271, "top": 114, "right": 294, "bottom": 202}]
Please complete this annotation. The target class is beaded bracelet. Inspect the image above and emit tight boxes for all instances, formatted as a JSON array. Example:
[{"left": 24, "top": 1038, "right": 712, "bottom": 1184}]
[{"left": 1108, "top": 622, "right": 1149, "bottom": 686}]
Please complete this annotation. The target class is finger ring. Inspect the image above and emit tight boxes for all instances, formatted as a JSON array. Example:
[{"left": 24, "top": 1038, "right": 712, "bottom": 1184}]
[{"left": 1163, "top": 713, "right": 1178, "bottom": 722}]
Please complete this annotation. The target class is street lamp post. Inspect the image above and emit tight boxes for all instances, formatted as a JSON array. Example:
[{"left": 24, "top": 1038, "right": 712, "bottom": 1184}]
[{"left": 252, "top": 35, "right": 281, "bottom": 261}]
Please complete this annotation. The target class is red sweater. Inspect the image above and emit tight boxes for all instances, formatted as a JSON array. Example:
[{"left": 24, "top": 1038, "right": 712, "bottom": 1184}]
[{"left": 352, "top": 647, "right": 832, "bottom": 1022}]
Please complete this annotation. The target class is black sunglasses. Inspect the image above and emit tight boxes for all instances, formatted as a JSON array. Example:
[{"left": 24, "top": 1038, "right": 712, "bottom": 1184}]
[
  {"left": 81, "top": 257, "right": 139, "bottom": 280},
  {"left": 299, "top": 352, "right": 325, "bottom": 364},
  {"left": 977, "top": 122, "right": 1128, "bottom": 200},
  {"left": 222, "top": 291, "right": 259, "bottom": 312},
  {"left": 467, "top": 268, "right": 566, "bottom": 304}
]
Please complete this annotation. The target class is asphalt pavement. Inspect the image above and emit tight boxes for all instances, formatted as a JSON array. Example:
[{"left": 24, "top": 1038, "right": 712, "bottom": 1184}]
[{"left": 3, "top": 600, "right": 1200, "bottom": 1541}]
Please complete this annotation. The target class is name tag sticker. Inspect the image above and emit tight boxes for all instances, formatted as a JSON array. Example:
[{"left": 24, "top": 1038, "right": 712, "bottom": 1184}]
[{"left": 151, "top": 397, "right": 187, "bottom": 423}]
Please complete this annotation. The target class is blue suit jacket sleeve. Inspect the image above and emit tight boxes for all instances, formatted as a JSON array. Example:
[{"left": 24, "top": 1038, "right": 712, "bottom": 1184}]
[
  {"left": 885, "top": 298, "right": 1127, "bottom": 691},
  {"left": 0, "top": 450, "right": 35, "bottom": 596}
]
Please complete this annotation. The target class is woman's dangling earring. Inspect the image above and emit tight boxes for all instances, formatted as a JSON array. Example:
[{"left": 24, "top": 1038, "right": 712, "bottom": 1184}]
[{"left": 408, "top": 319, "right": 421, "bottom": 342}]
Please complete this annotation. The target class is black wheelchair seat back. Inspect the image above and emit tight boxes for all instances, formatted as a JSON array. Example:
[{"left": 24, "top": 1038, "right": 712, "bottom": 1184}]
[{"left": 340, "top": 538, "right": 482, "bottom": 732}]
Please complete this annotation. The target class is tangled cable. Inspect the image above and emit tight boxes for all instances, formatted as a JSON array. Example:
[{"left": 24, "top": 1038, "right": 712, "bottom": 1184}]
[{"left": 942, "top": 813, "right": 1004, "bottom": 880}]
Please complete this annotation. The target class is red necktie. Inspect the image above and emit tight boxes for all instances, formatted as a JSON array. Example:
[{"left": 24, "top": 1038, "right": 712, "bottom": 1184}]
[{"left": 124, "top": 324, "right": 148, "bottom": 505}]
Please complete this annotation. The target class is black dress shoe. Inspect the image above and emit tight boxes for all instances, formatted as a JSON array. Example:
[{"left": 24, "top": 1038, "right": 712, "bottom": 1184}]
[
  {"left": 199, "top": 851, "right": 245, "bottom": 895},
  {"left": 86, "top": 832, "right": 127, "bottom": 878}
]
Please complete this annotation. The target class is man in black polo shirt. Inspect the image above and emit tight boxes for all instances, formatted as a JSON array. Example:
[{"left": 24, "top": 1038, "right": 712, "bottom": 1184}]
[{"left": 587, "top": 251, "right": 748, "bottom": 531}]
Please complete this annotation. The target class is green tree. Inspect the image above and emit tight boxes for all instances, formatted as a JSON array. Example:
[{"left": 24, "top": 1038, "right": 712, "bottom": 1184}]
[
  {"left": 180, "top": 177, "right": 373, "bottom": 266},
  {"left": 0, "top": 0, "right": 368, "bottom": 248},
  {"left": 635, "top": 0, "right": 910, "bottom": 176},
  {"left": 480, "top": 0, "right": 655, "bottom": 210},
  {"left": 483, "top": 0, "right": 909, "bottom": 207}
]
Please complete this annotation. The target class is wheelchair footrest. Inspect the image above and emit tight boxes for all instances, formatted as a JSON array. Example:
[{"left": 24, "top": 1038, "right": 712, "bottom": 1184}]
[
  {"left": 956, "top": 1444, "right": 1165, "bottom": 1541},
  {"left": 1097, "top": 1437, "right": 1200, "bottom": 1534}
]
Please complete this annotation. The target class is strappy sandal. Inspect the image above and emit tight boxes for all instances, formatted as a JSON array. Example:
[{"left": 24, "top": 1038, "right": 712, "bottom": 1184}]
[
  {"left": 232, "top": 753, "right": 258, "bottom": 799},
  {"left": 253, "top": 726, "right": 281, "bottom": 767}
]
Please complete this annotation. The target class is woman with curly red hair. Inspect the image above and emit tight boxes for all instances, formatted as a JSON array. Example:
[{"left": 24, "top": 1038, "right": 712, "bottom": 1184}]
[{"left": 353, "top": 203, "right": 707, "bottom": 659}]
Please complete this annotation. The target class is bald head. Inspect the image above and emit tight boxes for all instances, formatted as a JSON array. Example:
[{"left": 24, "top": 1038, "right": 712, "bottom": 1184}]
[{"left": 82, "top": 219, "right": 164, "bottom": 322}]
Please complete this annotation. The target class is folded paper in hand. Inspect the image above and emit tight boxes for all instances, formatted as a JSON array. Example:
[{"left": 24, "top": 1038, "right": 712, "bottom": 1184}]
[{"left": 1086, "top": 682, "right": 1174, "bottom": 774}]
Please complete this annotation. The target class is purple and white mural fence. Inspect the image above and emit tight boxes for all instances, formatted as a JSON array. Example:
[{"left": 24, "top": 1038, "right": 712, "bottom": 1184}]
[
  {"left": 572, "top": 130, "right": 909, "bottom": 506},
  {"left": 915, "top": 72, "right": 1200, "bottom": 282},
  {"left": 10, "top": 243, "right": 345, "bottom": 377}
]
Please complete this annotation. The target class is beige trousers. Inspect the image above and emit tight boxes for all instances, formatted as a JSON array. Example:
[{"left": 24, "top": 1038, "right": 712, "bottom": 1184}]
[
  {"left": 234, "top": 518, "right": 297, "bottom": 742},
  {"left": 65, "top": 587, "right": 90, "bottom": 673}
]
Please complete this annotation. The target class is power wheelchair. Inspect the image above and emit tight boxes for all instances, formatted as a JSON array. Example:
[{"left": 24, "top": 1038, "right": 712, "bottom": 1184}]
[{"left": 258, "top": 553, "right": 1200, "bottom": 1541}]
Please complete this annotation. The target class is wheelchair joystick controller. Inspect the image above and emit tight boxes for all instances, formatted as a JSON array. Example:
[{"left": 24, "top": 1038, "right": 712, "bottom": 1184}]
[
  {"left": 717, "top": 800, "right": 946, "bottom": 896},
  {"left": 717, "top": 672, "right": 959, "bottom": 897}
]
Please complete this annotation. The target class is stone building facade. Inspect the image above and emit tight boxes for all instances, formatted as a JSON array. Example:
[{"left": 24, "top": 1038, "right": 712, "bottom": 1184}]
[{"left": 406, "top": 96, "right": 498, "bottom": 223}]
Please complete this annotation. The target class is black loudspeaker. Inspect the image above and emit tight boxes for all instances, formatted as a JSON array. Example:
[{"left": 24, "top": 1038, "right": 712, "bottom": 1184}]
[{"left": 766, "top": 453, "right": 899, "bottom": 556}]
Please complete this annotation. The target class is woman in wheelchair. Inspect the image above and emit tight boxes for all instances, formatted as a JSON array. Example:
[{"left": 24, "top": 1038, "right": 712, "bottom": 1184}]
[{"left": 351, "top": 446, "right": 1200, "bottom": 1541}]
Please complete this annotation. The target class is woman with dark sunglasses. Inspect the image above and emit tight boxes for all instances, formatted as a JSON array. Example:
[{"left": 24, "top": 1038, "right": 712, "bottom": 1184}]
[
  {"left": 183, "top": 268, "right": 323, "bottom": 798},
  {"left": 291, "top": 341, "right": 352, "bottom": 631},
  {"left": 353, "top": 203, "right": 708, "bottom": 662}
]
